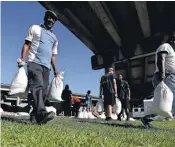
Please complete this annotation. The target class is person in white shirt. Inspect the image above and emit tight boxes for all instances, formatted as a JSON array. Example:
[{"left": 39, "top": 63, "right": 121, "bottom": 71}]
[
  {"left": 19, "top": 10, "right": 59, "bottom": 124},
  {"left": 141, "top": 33, "right": 175, "bottom": 127}
]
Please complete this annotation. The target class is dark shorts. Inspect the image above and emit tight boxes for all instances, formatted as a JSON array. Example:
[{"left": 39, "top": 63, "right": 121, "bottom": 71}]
[
  {"left": 104, "top": 93, "right": 116, "bottom": 107},
  {"left": 120, "top": 98, "right": 130, "bottom": 109}
]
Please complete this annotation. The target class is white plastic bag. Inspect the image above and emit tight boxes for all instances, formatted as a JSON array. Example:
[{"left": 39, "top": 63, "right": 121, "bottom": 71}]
[
  {"left": 96, "top": 99, "right": 104, "bottom": 113},
  {"left": 113, "top": 98, "right": 122, "bottom": 115},
  {"left": 48, "top": 72, "right": 64, "bottom": 101},
  {"left": 149, "top": 81, "right": 173, "bottom": 118},
  {"left": 0, "top": 108, "right": 3, "bottom": 113},
  {"left": 78, "top": 107, "right": 90, "bottom": 119},
  {"left": 83, "top": 110, "right": 89, "bottom": 119},
  {"left": 9, "top": 67, "right": 28, "bottom": 95},
  {"left": 97, "top": 112, "right": 106, "bottom": 119},
  {"left": 87, "top": 112, "right": 96, "bottom": 119},
  {"left": 46, "top": 106, "right": 57, "bottom": 115},
  {"left": 78, "top": 108, "right": 84, "bottom": 119},
  {"left": 111, "top": 113, "right": 118, "bottom": 120}
]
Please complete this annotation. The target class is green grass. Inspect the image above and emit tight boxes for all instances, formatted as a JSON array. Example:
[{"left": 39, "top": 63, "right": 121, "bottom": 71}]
[{"left": 1, "top": 117, "right": 175, "bottom": 147}]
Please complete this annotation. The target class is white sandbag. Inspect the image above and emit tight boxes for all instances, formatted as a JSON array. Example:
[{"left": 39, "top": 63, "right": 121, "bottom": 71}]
[
  {"left": 9, "top": 66, "right": 28, "bottom": 95},
  {"left": 78, "top": 107, "right": 88, "bottom": 119},
  {"left": 78, "top": 109, "right": 84, "bottom": 119},
  {"left": 113, "top": 98, "right": 122, "bottom": 115},
  {"left": 111, "top": 113, "right": 118, "bottom": 120},
  {"left": 83, "top": 110, "right": 89, "bottom": 119},
  {"left": 0, "top": 108, "right": 3, "bottom": 113},
  {"left": 46, "top": 106, "right": 57, "bottom": 115},
  {"left": 96, "top": 99, "right": 104, "bottom": 112},
  {"left": 97, "top": 113, "right": 106, "bottom": 119},
  {"left": 87, "top": 112, "right": 96, "bottom": 119},
  {"left": 78, "top": 107, "right": 83, "bottom": 112},
  {"left": 149, "top": 82, "right": 173, "bottom": 118},
  {"left": 48, "top": 72, "right": 64, "bottom": 101}
]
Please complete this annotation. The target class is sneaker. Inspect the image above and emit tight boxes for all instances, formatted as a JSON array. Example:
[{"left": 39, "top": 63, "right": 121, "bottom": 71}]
[
  {"left": 30, "top": 109, "right": 37, "bottom": 124},
  {"left": 37, "top": 112, "right": 55, "bottom": 124},
  {"left": 126, "top": 117, "right": 130, "bottom": 121},
  {"left": 69, "top": 116, "right": 75, "bottom": 118},
  {"left": 129, "top": 118, "right": 135, "bottom": 121},
  {"left": 141, "top": 117, "right": 153, "bottom": 128},
  {"left": 118, "top": 116, "right": 122, "bottom": 121},
  {"left": 30, "top": 115, "right": 37, "bottom": 124}
]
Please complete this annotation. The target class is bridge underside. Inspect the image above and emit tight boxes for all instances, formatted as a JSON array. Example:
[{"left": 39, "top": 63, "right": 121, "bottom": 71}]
[
  {"left": 40, "top": 1, "right": 175, "bottom": 62},
  {"left": 40, "top": 2, "right": 175, "bottom": 100}
]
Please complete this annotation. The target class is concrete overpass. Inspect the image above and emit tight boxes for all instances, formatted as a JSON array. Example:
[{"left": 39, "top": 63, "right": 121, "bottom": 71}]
[
  {"left": 39, "top": 2, "right": 175, "bottom": 101},
  {"left": 39, "top": 1, "right": 175, "bottom": 69}
]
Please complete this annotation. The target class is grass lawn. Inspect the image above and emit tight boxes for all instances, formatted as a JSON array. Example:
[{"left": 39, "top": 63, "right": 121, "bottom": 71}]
[{"left": 1, "top": 117, "right": 175, "bottom": 147}]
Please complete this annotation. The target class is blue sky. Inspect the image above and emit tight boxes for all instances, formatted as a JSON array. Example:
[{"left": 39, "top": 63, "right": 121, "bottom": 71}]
[{"left": 1, "top": 1, "right": 104, "bottom": 96}]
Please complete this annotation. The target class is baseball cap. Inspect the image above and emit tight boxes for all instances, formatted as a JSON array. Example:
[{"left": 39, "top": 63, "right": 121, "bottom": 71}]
[{"left": 45, "top": 10, "right": 58, "bottom": 20}]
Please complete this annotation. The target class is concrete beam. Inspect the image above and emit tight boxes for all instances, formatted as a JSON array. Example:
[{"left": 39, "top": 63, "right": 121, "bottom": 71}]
[
  {"left": 88, "top": 1, "right": 122, "bottom": 47},
  {"left": 134, "top": 44, "right": 143, "bottom": 56},
  {"left": 134, "top": 1, "right": 151, "bottom": 38},
  {"left": 64, "top": 8, "right": 95, "bottom": 41},
  {"left": 118, "top": 48, "right": 124, "bottom": 60},
  {"left": 114, "top": 52, "right": 155, "bottom": 64}
]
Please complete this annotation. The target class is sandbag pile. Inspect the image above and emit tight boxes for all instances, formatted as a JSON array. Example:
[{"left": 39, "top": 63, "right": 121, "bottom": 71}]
[{"left": 78, "top": 107, "right": 96, "bottom": 119}]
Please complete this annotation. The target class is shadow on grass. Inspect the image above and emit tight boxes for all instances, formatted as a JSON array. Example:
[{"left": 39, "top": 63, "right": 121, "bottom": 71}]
[
  {"left": 75, "top": 119, "right": 146, "bottom": 129},
  {"left": 1, "top": 116, "right": 175, "bottom": 133},
  {"left": 75, "top": 119, "right": 175, "bottom": 133},
  {"left": 1, "top": 116, "right": 33, "bottom": 125}
]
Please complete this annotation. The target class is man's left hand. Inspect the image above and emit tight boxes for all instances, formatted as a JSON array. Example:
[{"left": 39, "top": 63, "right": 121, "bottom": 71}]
[{"left": 17, "top": 58, "right": 25, "bottom": 68}]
